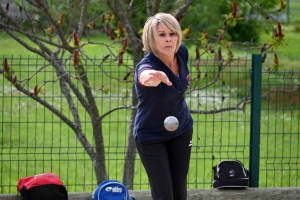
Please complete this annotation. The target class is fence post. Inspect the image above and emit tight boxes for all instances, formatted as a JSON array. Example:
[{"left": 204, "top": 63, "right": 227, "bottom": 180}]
[{"left": 249, "top": 54, "right": 262, "bottom": 187}]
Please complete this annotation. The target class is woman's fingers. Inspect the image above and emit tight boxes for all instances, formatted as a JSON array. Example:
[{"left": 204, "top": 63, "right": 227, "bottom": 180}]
[
  {"left": 153, "top": 71, "right": 172, "bottom": 86},
  {"left": 141, "top": 70, "right": 172, "bottom": 86}
]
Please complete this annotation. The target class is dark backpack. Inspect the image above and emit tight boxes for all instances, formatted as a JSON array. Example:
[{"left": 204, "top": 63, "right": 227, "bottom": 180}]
[
  {"left": 91, "top": 180, "right": 135, "bottom": 200},
  {"left": 17, "top": 172, "right": 68, "bottom": 200},
  {"left": 212, "top": 160, "right": 249, "bottom": 188}
]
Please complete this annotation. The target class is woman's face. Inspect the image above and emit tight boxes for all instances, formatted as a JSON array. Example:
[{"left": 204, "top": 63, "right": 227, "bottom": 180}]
[{"left": 154, "top": 23, "right": 178, "bottom": 57}]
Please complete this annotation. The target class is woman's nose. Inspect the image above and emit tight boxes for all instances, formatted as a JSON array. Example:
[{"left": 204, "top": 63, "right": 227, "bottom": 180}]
[{"left": 166, "top": 35, "right": 171, "bottom": 42}]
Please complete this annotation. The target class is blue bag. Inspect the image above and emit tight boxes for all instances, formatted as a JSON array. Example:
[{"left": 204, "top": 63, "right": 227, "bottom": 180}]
[{"left": 91, "top": 180, "right": 135, "bottom": 200}]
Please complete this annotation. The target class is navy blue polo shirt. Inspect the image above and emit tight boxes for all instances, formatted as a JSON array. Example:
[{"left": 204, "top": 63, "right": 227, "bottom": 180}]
[{"left": 133, "top": 44, "right": 193, "bottom": 142}]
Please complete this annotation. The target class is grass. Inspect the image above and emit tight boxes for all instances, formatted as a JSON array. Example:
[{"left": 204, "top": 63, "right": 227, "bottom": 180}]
[
  {"left": 289, "top": 1, "right": 300, "bottom": 24},
  {"left": 1, "top": 22, "right": 300, "bottom": 193},
  {"left": 1, "top": 94, "right": 299, "bottom": 192}
]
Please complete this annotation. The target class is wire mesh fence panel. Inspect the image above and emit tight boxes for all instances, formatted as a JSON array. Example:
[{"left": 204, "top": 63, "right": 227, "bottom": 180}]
[
  {"left": 0, "top": 55, "right": 299, "bottom": 194},
  {"left": 187, "top": 56, "right": 252, "bottom": 188},
  {"left": 259, "top": 70, "right": 300, "bottom": 187}
]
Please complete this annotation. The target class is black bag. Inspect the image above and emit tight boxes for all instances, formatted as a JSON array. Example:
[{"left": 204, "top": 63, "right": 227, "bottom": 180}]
[
  {"left": 212, "top": 160, "right": 249, "bottom": 188},
  {"left": 17, "top": 172, "right": 68, "bottom": 200}
]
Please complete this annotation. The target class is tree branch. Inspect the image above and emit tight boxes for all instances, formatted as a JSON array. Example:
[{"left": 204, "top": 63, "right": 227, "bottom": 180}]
[
  {"left": 174, "top": 0, "right": 196, "bottom": 20},
  {"left": 0, "top": 22, "right": 69, "bottom": 50},
  {"left": 0, "top": 24, "right": 46, "bottom": 57},
  {"left": 262, "top": 85, "right": 300, "bottom": 100},
  {"left": 190, "top": 96, "right": 250, "bottom": 114},
  {"left": 146, "top": 0, "right": 153, "bottom": 17},
  {"left": 34, "top": 0, "right": 72, "bottom": 51},
  {"left": 77, "top": 0, "right": 88, "bottom": 39},
  {"left": 113, "top": 0, "right": 142, "bottom": 57},
  {"left": 98, "top": 105, "right": 136, "bottom": 121},
  {"left": 153, "top": 0, "right": 162, "bottom": 15}
]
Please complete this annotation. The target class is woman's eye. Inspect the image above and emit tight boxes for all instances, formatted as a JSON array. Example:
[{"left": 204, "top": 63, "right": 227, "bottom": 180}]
[{"left": 158, "top": 32, "right": 176, "bottom": 37}]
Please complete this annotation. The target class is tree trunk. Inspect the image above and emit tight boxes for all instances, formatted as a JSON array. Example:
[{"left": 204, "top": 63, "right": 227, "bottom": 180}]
[
  {"left": 78, "top": 65, "right": 108, "bottom": 184},
  {"left": 122, "top": 84, "right": 138, "bottom": 189}
]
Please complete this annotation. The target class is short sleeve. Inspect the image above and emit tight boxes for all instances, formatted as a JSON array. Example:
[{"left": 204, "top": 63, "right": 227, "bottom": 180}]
[
  {"left": 136, "top": 64, "right": 153, "bottom": 75},
  {"left": 135, "top": 63, "right": 153, "bottom": 86},
  {"left": 136, "top": 63, "right": 153, "bottom": 79}
]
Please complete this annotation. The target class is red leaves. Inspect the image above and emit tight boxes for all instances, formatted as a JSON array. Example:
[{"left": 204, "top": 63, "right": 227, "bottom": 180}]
[
  {"left": 30, "top": 85, "right": 39, "bottom": 96},
  {"left": 187, "top": 25, "right": 192, "bottom": 36},
  {"left": 108, "top": 29, "right": 115, "bottom": 40},
  {"left": 223, "top": 0, "right": 243, "bottom": 26},
  {"left": 195, "top": 46, "right": 200, "bottom": 60},
  {"left": 217, "top": 47, "right": 222, "bottom": 61},
  {"left": 200, "top": 29, "right": 209, "bottom": 45},
  {"left": 202, "top": 29, "right": 209, "bottom": 39},
  {"left": 274, "top": 53, "right": 279, "bottom": 65},
  {"left": 269, "top": 21, "right": 285, "bottom": 49},
  {"left": 2, "top": 57, "right": 14, "bottom": 78},
  {"left": 73, "top": 49, "right": 79, "bottom": 66},
  {"left": 102, "top": 12, "right": 115, "bottom": 24},
  {"left": 3, "top": 57, "right": 8, "bottom": 71},
  {"left": 105, "top": 20, "right": 126, "bottom": 40},
  {"left": 3, "top": 58, "right": 18, "bottom": 85},
  {"left": 12, "top": 76, "right": 17, "bottom": 85},
  {"left": 88, "top": 21, "right": 95, "bottom": 29},
  {"left": 277, "top": 22, "right": 283, "bottom": 37},
  {"left": 122, "top": 38, "right": 128, "bottom": 51},
  {"left": 231, "top": 1, "right": 238, "bottom": 17},
  {"left": 117, "top": 38, "right": 128, "bottom": 65},
  {"left": 117, "top": 21, "right": 126, "bottom": 38},
  {"left": 58, "top": 14, "right": 64, "bottom": 25},
  {"left": 118, "top": 51, "right": 124, "bottom": 65},
  {"left": 73, "top": 31, "right": 79, "bottom": 46},
  {"left": 273, "top": 22, "right": 284, "bottom": 38},
  {"left": 271, "top": 53, "right": 283, "bottom": 72},
  {"left": 34, "top": 85, "right": 38, "bottom": 96},
  {"left": 118, "top": 21, "right": 123, "bottom": 32}
]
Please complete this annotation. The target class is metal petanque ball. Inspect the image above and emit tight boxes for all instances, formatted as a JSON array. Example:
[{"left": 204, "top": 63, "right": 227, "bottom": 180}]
[{"left": 164, "top": 116, "right": 179, "bottom": 131}]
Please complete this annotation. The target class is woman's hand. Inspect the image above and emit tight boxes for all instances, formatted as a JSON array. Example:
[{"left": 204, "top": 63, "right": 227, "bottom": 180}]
[{"left": 139, "top": 70, "right": 172, "bottom": 87}]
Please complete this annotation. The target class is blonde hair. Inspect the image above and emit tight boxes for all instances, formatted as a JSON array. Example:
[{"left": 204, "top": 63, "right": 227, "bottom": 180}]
[{"left": 142, "top": 13, "right": 182, "bottom": 54}]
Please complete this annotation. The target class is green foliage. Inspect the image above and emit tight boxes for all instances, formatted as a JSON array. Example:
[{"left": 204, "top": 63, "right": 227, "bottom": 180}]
[
  {"left": 180, "top": 0, "right": 279, "bottom": 44},
  {"left": 8, "top": 0, "right": 284, "bottom": 51},
  {"left": 226, "top": 19, "right": 261, "bottom": 42}
]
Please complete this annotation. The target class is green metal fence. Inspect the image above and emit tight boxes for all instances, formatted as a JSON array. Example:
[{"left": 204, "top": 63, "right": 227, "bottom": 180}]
[
  {"left": 0, "top": 55, "right": 299, "bottom": 193},
  {"left": 259, "top": 62, "right": 300, "bottom": 187}
]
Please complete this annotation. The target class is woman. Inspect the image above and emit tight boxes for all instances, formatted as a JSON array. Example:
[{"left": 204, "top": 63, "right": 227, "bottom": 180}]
[{"left": 133, "top": 13, "right": 194, "bottom": 200}]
